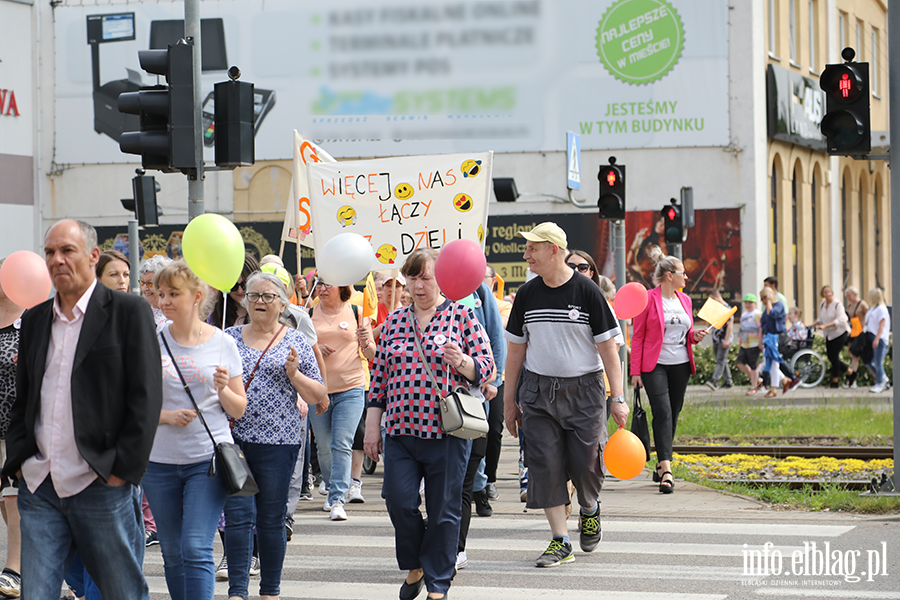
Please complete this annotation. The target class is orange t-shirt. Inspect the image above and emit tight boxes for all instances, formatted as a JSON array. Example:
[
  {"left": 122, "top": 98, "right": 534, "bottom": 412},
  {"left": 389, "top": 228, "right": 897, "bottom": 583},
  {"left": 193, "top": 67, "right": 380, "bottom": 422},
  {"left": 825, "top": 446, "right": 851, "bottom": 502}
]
[{"left": 311, "top": 303, "right": 367, "bottom": 394}]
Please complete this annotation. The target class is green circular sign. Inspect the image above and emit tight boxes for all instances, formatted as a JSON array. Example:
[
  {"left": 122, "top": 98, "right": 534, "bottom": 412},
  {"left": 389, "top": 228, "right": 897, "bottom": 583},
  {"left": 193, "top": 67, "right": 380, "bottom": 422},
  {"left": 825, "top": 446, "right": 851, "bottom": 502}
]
[{"left": 595, "top": 0, "right": 684, "bottom": 85}]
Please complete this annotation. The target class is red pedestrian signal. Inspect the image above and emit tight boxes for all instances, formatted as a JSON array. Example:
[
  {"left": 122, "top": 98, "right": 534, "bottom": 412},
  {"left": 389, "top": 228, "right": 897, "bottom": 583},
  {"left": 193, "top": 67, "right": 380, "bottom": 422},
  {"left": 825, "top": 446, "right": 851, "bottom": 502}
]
[
  {"left": 605, "top": 170, "right": 617, "bottom": 187},
  {"left": 819, "top": 48, "right": 869, "bottom": 155},
  {"left": 597, "top": 158, "right": 625, "bottom": 220}
]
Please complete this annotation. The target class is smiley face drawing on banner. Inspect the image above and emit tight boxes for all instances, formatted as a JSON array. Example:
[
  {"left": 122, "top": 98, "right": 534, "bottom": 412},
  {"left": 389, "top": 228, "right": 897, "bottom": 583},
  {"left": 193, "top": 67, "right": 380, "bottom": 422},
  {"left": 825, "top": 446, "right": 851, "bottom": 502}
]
[{"left": 308, "top": 152, "right": 493, "bottom": 274}]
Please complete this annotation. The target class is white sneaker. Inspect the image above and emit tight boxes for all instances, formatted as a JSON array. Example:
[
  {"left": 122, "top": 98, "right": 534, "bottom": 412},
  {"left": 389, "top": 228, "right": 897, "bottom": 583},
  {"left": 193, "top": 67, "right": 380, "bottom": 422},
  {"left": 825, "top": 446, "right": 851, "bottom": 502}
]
[
  {"left": 346, "top": 480, "right": 365, "bottom": 504},
  {"left": 318, "top": 481, "right": 328, "bottom": 496},
  {"left": 870, "top": 384, "right": 886, "bottom": 393},
  {"left": 456, "top": 550, "right": 468, "bottom": 570},
  {"left": 249, "top": 554, "right": 261, "bottom": 577},
  {"left": 323, "top": 499, "right": 332, "bottom": 512},
  {"left": 330, "top": 503, "right": 348, "bottom": 521},
  {"left": 850, "top": 380, "right": 858, "bottom": 389}
]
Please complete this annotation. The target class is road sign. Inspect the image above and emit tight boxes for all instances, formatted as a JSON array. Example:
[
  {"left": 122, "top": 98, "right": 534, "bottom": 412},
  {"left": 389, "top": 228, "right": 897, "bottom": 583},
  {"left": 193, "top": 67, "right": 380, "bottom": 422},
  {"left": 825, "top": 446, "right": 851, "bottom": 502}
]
[{"left": 566, "top": 131, "right": 581, "bottom": 190}]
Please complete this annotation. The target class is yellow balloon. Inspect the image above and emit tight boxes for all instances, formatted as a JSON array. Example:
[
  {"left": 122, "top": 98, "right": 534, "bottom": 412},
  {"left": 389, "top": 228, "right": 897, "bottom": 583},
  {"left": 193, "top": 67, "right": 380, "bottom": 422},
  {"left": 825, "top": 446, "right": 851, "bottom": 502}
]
[{"left": 182, "top": 214, "right": 245, "bottom": 291}]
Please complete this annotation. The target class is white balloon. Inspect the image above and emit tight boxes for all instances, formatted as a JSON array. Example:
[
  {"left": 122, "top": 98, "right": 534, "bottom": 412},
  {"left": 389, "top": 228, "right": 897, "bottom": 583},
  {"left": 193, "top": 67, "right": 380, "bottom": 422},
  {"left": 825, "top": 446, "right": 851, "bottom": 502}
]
[{"left": 316, "top": 233, "right": 376, "bottom": 286}]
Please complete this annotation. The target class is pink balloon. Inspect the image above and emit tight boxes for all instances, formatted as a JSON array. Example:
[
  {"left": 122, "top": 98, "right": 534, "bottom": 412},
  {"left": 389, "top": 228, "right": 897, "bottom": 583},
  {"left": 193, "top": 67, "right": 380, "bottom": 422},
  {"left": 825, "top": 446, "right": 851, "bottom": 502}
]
[
  {"left": 614, "top": 282, "right": 649, "bottom": 320},
  {"left": 0, "top": 250, "right": 52, "bottom": 309},
  {"left": 434, "top": 239, "right": 487, "bottom": 301}
]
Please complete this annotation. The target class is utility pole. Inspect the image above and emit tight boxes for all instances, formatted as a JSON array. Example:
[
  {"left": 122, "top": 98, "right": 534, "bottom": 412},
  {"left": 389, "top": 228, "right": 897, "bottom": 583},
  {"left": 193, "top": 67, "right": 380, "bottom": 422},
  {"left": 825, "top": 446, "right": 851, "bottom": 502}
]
[
  {"left": 614, "top": 220, "right": 628, "bottom": 388},
  {"left": 185, "top": 0, "right": 204, "bottom": 219}
]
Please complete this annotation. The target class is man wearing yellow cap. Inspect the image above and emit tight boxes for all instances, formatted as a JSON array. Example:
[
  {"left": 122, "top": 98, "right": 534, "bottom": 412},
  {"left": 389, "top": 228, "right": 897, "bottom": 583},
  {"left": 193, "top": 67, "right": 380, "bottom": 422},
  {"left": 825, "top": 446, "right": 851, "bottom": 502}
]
[{"left": 503, "top": 222, "right": 627, "bottom": 568}]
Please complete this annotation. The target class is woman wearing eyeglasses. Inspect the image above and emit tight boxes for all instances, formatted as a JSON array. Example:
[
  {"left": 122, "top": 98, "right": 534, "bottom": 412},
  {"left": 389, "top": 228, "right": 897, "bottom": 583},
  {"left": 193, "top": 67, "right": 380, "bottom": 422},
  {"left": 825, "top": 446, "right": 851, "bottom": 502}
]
[
  {"left": 630, "top": 246, "right": 707, "bottom": 494},
  {"left": 565, "top": 250, "right": 600, "bottom": 286},
  {"left": 209, "top": 253, "right": 260, "bottom": 330},
  {"left": 223, "top": 272, "right": 326, "bottom": 600},
  {"left": 309, "top": 281, "right": 375, "bottom": 521}
]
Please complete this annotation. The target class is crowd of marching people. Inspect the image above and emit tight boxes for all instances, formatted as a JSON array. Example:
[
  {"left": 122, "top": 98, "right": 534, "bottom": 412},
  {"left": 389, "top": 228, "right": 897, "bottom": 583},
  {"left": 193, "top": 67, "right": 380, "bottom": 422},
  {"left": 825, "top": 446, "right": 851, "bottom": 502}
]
[{"left": 0, "top": 218, "right": 891, "bottom": 600}]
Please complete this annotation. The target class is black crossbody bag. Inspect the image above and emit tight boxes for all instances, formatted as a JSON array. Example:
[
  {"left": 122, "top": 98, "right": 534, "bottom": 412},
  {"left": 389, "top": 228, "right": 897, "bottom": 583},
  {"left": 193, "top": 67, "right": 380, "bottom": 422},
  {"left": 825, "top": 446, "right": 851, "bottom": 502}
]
[{"left": 160, "top": 332, "right": 258, "bottom": 497}]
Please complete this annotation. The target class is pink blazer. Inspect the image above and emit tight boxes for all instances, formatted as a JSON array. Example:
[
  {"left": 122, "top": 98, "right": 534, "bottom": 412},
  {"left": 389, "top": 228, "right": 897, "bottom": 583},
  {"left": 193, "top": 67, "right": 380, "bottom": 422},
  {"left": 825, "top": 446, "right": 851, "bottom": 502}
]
[{"left": 630, "top": 286, "right": 698, "bottom": 376}]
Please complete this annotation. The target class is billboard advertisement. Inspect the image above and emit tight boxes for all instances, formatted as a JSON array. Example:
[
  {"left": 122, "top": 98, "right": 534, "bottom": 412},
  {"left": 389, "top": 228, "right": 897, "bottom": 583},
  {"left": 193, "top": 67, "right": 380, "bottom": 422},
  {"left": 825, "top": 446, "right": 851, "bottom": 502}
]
[{"left": 54, "top": 0, "right": 730, "bottom": 164}]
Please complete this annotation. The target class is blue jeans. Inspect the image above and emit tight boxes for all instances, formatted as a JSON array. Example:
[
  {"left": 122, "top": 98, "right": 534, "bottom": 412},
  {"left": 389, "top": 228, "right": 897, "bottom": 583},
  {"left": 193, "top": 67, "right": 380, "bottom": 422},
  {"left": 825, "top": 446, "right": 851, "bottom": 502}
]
[
  {"left": 383, "top": 434, "right": 471, "bottom": 595},
  {"left": 309, "top": 386, "right": 365, "bottom": 506},
  {"left": 65, "top": 554, "right": 101, "bottom": 600},
  {"left": 18, "top": 476, "right": 148, "bottom": 600},
  {"left": 762, "top": 333, "right": 793, "bottom": 386},
  {"left": 225, "top": 441, "right": 299, "bottom": 599},
  {"left": 142, "top": 460, "right": 228, "bottom": 600},
  {"left": 866, "top": 339, "right": 889, "bottom": 386},
  {"left": 473, "top": 400, "right": 490, "bottom": 492}
]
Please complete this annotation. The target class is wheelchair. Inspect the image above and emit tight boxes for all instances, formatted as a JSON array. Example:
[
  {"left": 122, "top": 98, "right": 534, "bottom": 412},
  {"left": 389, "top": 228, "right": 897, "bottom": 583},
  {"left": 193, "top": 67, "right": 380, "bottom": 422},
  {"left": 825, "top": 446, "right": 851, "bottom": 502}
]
[{"left": 780, "top": 326, "right": 826, "bottom": 388}]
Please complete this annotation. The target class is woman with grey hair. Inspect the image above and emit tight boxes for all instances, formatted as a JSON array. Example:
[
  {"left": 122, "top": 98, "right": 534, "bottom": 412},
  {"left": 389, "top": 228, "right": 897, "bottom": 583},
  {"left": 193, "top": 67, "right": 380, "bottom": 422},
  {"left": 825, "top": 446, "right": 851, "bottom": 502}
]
[
  {"left": 139, "top": 255, "right": 174, "bottom": 330},
  {"left": 223, "top": 271, "right": 327, "bottom": 600}
]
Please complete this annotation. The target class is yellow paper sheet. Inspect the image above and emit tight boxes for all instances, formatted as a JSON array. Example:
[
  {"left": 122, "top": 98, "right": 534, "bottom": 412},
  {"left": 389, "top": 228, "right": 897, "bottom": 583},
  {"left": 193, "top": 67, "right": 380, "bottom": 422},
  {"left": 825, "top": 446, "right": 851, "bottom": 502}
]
[{"left": 697, "top": 298, "right": 737, "bottom": 329}]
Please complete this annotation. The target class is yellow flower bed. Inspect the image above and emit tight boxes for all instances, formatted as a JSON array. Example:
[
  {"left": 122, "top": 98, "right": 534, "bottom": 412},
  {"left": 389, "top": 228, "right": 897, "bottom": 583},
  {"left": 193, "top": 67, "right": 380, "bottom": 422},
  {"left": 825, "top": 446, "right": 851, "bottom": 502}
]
[{"left": 673, "top": 452, "right": 893, "bottom": 481}]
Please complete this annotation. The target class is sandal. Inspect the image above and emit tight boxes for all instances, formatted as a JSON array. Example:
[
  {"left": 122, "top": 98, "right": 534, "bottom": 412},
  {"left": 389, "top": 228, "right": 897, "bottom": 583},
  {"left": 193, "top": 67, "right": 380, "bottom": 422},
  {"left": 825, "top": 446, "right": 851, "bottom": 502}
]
[
  {"left": 659, "top": 471, "right": 675, "bottom": 494},
  {"left": 764, "top": 389, "right": 778, "bottom": 398},
  {"left": 652, "top": 465, "right": 662, "bottom": 483},
  {"left": 745, "top": 388, "right": 758, "bottom": 396}
]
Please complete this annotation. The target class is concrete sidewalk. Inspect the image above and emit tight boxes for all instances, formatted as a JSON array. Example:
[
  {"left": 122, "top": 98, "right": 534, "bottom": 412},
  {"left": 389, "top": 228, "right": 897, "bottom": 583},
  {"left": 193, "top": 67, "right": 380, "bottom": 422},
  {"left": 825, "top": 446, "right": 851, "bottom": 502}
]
[{"left": 682, "top": 383, "right": 894, "bottom": 408}]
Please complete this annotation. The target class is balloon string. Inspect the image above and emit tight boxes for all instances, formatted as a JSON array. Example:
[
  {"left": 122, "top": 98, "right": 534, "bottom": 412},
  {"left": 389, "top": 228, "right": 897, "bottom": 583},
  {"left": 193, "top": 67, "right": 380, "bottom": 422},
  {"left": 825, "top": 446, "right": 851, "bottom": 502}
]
[
  {"left": 219, "top": 289, "right": 227, "bottom": 366},
  {"left": 303, "top": 277, "right": 319, "bottom": 309}
]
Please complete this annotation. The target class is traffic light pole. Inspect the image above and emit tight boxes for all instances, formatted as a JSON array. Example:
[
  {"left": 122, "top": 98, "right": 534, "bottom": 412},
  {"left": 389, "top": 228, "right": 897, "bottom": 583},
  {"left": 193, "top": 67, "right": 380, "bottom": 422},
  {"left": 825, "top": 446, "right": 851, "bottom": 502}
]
[
  {"left": 185, "top": 0, "right": 204, "bottom": 220},
  {"left": 613, "top": 220, "right": 627, "bottom": 390},
  {"left": 888, "top": 0, "right": 900, "bottom": 492},
  {"left": 128, "top": 219, "right": 140, "bottom": 294}
]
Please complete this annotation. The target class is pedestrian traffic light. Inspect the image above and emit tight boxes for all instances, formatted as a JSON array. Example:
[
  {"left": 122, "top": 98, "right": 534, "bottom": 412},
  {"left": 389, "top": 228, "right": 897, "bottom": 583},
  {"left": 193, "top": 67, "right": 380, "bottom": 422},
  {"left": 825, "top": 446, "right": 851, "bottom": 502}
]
[
  {"left": 598, "top": 157, "right": 625, "bottom": 220},
  {"left": 214, "top": 66, "right": 255, "bottom": 168},
  {"left": 118, "top": 39, "right": 196, "bottom": 173},
  {"left": 663, "top": 201, "right": 683, "bottom": 244},
  {"left": 819, "top": 47, "right": 870, "bottom": 156},
  {"left": 120, "top": 170, "right": 161, "bottom": 226}
]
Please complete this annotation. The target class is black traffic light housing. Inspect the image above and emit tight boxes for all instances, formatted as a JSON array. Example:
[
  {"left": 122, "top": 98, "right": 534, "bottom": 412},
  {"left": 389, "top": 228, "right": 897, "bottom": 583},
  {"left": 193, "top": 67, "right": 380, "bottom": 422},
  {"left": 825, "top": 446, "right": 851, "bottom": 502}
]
[
  {"left": 214, "top": 66, "right": 255, "bottom": 168},
  {"left": 819, "top": 47, "right": 870, "bottom": 156},
  {"left": 118, "top": 39, "right": 197, "bottom": 173},
  {"left": 120, "top": 170, "right": 161, "bottom": 227},
  {"left": 597, "top": 157, "right": 625, "bottom": 220},
  {"left": 663, "top": 200, "right": 683, "bottom": 245}
]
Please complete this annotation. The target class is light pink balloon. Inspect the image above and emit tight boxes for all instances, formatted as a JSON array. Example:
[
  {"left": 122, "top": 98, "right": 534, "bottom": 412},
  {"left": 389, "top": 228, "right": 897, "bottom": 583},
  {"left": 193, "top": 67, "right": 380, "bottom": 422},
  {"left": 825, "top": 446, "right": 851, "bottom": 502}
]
[
  {"left": 435, "top": 239, "right": 487, "bottom": 301},
  {"left": 614, "top": 282, "right": 649, "bottom": 320},
  {"left": 0, "top": 250, "right": 52, "bottom": 308}
]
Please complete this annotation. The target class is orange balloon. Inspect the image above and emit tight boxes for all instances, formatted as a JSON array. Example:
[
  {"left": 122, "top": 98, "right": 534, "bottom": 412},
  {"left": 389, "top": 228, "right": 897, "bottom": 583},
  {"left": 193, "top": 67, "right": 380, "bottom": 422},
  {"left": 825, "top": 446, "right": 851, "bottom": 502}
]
[{"left": 604, "top": 428, "right": 647, "bottom": 480}]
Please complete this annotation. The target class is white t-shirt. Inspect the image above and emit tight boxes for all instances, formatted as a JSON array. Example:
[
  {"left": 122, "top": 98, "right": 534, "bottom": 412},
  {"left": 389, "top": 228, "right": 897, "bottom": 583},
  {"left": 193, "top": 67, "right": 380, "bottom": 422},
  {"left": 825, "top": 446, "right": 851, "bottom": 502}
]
[
  {"left": 658, "top": 296, "right": 690, "bottom": 365},
  {"left": 151, "top": 326, "right": 243, "bottom": 465},
  {"left": 865, "top": 304, "right": 891, "bottom": 343}
]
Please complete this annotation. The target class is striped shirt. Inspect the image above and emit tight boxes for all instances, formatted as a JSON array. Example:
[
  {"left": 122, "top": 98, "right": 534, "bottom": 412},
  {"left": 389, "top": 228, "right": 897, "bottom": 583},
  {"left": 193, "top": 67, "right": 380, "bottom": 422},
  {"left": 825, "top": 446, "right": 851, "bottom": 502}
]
[
  {"left": 368, "top": 300, "right": 494, "bottom": 439},
  {"left": 505, "top": 273, "right": 620, "bottom": 377}
]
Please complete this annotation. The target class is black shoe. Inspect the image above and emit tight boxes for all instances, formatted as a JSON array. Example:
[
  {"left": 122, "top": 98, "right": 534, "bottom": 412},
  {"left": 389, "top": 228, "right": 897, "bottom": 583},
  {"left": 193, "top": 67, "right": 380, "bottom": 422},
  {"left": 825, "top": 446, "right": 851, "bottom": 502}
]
[
  {"left": 399, "top": 575, "right": 425, "bottom": 600},
  {"left": 535, "top": 538, "right": 574, "bottom": 567},
  {"left": 484, "top": 482, "right": 499, "bottom": 500},
  {"left": 145, "top": 529, "right": 159, "bottom": 547},
  {"left": 473, "top": 489, "right": 493, "bottom": 517},
  {"left": 659, "top": 471, "right": 675, "bottom": 494},
  {"left": 579, "top": 504, "right": 601, "bottom": 552},
  {"left": 285, "top": 516, "right": 294, "bottom": 542}
]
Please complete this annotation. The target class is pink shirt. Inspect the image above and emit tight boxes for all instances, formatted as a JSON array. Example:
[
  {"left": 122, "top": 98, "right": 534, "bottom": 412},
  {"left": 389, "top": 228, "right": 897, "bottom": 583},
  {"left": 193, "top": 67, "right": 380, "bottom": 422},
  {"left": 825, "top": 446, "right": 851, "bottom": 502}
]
[{"left": 23, "top": 280, "right": 99, "bottom": 497}]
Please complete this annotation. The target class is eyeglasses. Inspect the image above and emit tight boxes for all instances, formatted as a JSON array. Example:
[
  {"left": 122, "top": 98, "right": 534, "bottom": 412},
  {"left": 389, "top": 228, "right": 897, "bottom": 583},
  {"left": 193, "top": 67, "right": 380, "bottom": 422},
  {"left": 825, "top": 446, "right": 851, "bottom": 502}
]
[
  {"left": 139, "top": 280, "right": 154, "bottom": 289},
  {"left": 319, "top": 283, "right": 333, "bottom": 289},
  {"left": 567, "top": 263, "right": 591, "bottom": 273},
  {"left": 230, "top": 281, "right": 245, "bottom": 292},
  {"left": 246, "top": 292, "right": 278, "bottom": 304}
]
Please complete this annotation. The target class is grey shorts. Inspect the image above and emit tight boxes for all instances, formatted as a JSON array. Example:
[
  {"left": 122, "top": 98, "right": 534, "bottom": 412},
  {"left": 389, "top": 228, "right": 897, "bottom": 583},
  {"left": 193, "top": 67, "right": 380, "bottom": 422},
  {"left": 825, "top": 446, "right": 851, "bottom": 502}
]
[{"left": 520, "top": 369, "right": 606, "bottom": 510}]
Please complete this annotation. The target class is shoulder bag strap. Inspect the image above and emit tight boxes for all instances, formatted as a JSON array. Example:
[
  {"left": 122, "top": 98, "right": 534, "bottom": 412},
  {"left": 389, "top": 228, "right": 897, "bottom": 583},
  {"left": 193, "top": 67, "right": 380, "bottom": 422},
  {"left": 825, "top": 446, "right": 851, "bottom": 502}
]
[
  {"left": 243, "top": 325, "right": 286, "bottom": 391},
  {"left": 407, "top": 310, "right": 446, "bottom": 398},
  {"left": 159, "top": 331, "right": 218, "bottom": 447}
]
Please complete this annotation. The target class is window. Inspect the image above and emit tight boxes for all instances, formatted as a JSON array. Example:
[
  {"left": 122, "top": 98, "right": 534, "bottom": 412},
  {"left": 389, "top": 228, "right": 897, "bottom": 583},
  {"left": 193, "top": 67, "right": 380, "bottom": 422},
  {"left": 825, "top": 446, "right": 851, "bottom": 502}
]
[
  {"left": 871, "top": 28, "right": 879, "bottom": 95},
  {"left": 808, "top": 0, "right": 818, "bottom": 71},
  {"left": 789, "top": 0, "right": 798, "bottom": 64},
  {"left": 856, "top": 20, "right": 863, "bottom": 60},
  {"left": 771, "top": 163, "right": 780, "bottom": 277},
  {"left": 769, "top": 0, "right": 779, "bottom": 56},
  {"left": 858, "top": 178, "right": 865, "bottom": 290},
  {"left": 839, "top": 12, "right": 846, "bottom": 53}
]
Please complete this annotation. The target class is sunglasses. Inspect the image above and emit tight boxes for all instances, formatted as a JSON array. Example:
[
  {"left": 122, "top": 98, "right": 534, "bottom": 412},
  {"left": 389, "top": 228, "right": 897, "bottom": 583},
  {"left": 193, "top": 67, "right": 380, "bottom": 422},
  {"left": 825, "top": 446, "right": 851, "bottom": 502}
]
[
  {"left": 247, "top": 292, "right": 278, "bottom": 304},
  {"left": 567, "top": 263, "right": 591, "bottom": 273},
  {"left": 230, "top": 281, "right": 245, "bottom": 292},
  {"left": 139, "top": 280, "right": 154, "bottom": 289}
]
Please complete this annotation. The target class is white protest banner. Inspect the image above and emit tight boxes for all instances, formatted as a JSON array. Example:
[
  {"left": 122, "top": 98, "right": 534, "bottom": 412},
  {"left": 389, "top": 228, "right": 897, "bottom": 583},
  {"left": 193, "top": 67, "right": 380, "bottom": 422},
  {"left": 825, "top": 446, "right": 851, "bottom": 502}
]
[
  {"left": 308, "top": 152, "right": 492, "bottom": 271},
  {"left": 280, "top": 131, "right": 336, "bottom": 252}
]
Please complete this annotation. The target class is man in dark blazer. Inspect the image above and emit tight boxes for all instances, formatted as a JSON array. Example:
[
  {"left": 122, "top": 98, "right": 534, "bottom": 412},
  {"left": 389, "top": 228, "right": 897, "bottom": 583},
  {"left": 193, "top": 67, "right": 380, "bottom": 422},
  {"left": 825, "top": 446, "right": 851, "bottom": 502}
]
[{"left": 2, "top": 219, "right": 162, "bottom": 600}]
